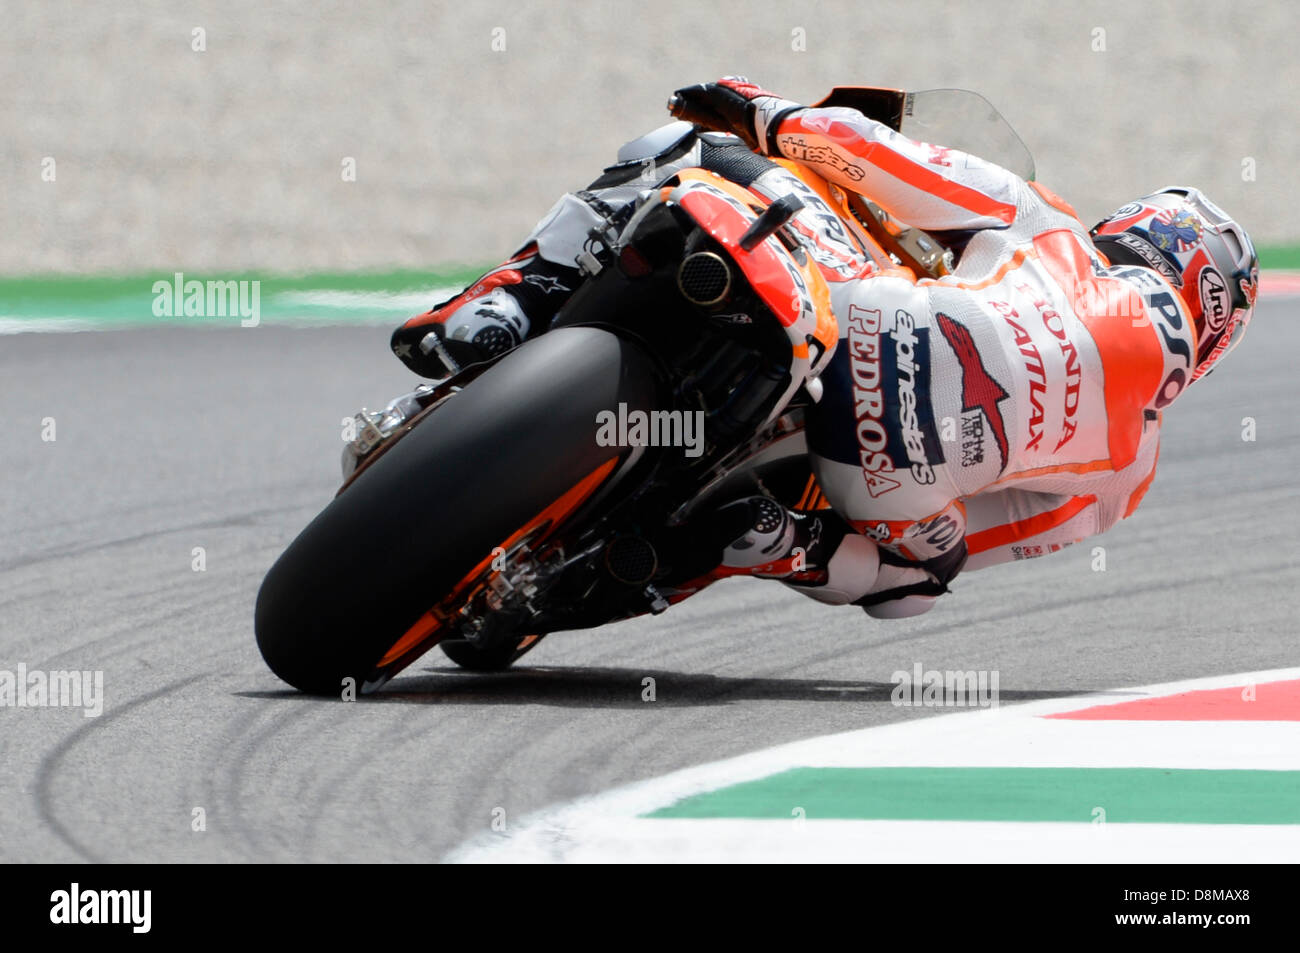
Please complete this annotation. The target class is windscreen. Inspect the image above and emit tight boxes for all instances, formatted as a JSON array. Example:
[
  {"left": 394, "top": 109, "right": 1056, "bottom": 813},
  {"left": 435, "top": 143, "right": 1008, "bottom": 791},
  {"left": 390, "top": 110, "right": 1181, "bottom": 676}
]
[{"left": 901, "top": 89, "right": 1036, "bottom": 182}]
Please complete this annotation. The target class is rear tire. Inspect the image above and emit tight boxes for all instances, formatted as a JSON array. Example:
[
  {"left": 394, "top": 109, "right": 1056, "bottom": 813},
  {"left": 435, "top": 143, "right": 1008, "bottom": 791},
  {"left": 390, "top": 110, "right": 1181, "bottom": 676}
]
[
  {"left": 255, "top": 327, "right": 658, "bottom": 694},
  {"left": 438, "top": 634, "right": 545, "bottom": 672}
]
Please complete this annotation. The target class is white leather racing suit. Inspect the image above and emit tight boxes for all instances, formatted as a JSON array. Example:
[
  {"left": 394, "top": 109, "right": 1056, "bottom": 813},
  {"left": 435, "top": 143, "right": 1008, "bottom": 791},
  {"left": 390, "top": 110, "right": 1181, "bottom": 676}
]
[{"left": 768, "top": 106, "right": 1196, "bottom": 616}]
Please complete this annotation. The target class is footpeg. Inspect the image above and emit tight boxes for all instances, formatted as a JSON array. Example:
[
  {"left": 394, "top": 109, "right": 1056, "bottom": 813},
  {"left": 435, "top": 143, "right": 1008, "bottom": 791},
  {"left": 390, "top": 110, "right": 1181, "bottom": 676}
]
[{"left": 644, "top": 584, "right": 670, "bottom": 614}]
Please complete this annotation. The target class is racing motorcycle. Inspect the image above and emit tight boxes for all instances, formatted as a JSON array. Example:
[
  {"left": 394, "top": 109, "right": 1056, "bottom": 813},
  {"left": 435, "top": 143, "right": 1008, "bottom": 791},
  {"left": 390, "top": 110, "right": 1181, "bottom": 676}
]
[{"left": 255, "top": 87, "right": 1034, "bottom": 694}]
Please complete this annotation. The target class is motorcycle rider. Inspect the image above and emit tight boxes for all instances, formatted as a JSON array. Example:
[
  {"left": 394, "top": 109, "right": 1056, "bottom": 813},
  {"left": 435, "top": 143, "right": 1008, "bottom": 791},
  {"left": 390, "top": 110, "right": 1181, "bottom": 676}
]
[{"left": 390, "top": 77, "right": 1259, "bottom": 618}]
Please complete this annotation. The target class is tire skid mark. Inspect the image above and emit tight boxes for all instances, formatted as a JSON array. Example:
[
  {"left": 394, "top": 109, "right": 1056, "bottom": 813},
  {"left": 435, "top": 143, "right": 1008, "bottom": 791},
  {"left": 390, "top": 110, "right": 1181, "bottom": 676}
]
[
  {"left": 33, "top": 674, "right": 207, "bottom": 863},
  {"left": 0, "top": 504, "right": 309, "bottom": 574}
]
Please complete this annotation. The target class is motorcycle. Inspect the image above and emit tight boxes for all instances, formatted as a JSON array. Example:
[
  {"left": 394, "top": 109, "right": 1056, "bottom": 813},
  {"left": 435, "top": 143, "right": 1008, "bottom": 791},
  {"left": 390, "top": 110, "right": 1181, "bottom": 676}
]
[{"left": 254, "top": 87, "right": 1035, "bottom": 694}]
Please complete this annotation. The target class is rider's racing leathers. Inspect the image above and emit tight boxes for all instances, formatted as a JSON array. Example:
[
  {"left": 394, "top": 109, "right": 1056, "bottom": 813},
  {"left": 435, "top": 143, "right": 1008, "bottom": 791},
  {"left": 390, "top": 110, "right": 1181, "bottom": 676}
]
[{"left": 392, "top": 107, "right": 1193, "bottom": 618}]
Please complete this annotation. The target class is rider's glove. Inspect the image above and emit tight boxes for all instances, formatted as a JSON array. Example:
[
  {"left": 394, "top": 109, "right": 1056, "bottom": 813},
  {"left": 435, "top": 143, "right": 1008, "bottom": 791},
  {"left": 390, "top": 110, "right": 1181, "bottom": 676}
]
[{"left": 667, "top": 76, "right": 804, "bottom": 155}]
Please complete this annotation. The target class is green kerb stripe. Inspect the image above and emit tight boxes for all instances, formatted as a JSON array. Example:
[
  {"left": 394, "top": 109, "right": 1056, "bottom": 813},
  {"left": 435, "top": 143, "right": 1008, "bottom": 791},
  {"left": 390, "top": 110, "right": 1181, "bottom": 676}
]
[
  {"left": 0, "top": 267, "right": 488, "bottom": 324},
  {"left": 646, "top": 767, "right": 1300, "bottom": 824},
  {"left": 0, "top": 248, "right": 1296, "bottom": 327},
  {"left": 1259, "top": 246, "right": 1300, "bottom": 270}
]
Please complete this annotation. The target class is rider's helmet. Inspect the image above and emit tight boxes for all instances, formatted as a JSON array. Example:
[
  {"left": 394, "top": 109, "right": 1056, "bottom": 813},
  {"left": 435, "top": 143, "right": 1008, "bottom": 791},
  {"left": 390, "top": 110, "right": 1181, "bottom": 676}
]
[{"left": 1090, "top": 186, "right": 1258, "bottom": 380}]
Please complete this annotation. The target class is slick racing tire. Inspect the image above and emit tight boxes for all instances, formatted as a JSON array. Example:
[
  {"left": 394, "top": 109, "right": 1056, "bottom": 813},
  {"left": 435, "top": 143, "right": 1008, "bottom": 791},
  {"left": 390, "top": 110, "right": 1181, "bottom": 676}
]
[
  {"left": 255, "top": 327, "right": 658, "bottom": 695},
  {"left": 438, "top": 633, "right": 546, "bottom": 672}
]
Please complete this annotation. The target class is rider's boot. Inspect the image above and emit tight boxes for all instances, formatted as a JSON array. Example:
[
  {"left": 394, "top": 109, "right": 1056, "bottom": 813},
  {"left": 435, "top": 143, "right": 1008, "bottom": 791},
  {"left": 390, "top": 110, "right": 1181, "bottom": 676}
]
[
  {"left": 390, "top": 245, "right": 581, "bottom": 379},
  {"left": 355, "top": 244, "right": 582, "bottom": 475}
]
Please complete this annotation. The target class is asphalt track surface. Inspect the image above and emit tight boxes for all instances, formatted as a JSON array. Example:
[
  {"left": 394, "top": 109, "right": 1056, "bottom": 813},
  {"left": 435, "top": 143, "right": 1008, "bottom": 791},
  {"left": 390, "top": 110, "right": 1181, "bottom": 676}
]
[{"left": 2, "top": 302, "right": 1297, "bottom": 863}]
